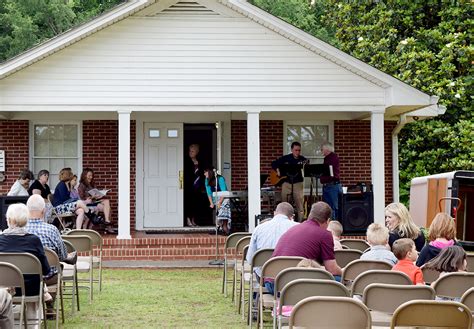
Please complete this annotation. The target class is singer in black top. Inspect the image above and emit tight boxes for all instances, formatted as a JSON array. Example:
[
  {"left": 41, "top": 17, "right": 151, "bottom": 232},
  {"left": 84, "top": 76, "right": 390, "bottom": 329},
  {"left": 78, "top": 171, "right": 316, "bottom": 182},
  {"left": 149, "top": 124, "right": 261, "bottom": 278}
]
[
  {"left": 272, "top": 142, "right": 308, "bottom": 221},
  {"left": 320, "top": 142, "right": 341, "bottom": 220}
]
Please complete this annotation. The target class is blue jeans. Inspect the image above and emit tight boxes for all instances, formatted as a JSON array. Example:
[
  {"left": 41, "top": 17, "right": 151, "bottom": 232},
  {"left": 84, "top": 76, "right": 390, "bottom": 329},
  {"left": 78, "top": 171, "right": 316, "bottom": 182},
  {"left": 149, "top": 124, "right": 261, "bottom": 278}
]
[{"left": 322, "top": 183, "right": 342, "bottom": 220}]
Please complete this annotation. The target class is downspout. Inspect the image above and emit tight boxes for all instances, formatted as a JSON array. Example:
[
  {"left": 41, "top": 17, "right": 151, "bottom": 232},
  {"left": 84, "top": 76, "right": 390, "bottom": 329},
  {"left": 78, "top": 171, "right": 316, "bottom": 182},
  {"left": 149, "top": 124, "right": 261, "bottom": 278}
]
[{"left": 392, "top": 114, "right": 407, "bottom": 203}]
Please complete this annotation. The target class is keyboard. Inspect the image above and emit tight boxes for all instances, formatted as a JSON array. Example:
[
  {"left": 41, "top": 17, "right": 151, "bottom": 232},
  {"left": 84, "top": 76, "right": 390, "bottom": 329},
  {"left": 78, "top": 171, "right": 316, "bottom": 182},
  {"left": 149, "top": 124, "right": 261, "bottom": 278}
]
[{"left": 213, "top": 191, "right": 248, "bottom": 198}]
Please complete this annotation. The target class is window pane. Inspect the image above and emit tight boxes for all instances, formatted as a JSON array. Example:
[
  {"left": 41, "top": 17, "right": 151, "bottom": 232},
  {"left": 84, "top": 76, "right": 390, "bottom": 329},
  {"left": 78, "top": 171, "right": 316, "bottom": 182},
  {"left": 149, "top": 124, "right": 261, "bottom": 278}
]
[
  {"left": 63, "top": 125, "right": 77, "bottom": 140},
  {"left": 50, "top": 159, "right": 65, "bottom": 176},
  {"left": 34, "top": 159, "right": 49, "bottom": 175},
  {"left": 49, "top": 175, "right": 59, "bottom": 190},
  {"left": 34, "top": 140, "right": 49, "bottom": 157},
  {"left": 64, "top": 159, "right": 78, "bottom": 174},
  {"left": 49, "top": 125, "right": 64, "bottom": 140},
  {"left": 63, "top": 141, "right": 78, "bottom": 157},
  {"left": 35, "top": 125, "right": 49, "bottom": 140},
  {"left": 286, "top": 124, "right": 330, "bottom": 157},
  {"left": 49, "top": 140, "right": 64, "bottom": 157}
]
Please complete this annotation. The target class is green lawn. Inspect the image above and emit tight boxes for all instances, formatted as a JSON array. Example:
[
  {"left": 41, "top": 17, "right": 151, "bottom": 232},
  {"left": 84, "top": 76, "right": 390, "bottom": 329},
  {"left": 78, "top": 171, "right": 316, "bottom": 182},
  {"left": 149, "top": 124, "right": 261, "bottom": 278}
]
[{"left": 61, "top": 268, "right": 247, "bottom": 328}]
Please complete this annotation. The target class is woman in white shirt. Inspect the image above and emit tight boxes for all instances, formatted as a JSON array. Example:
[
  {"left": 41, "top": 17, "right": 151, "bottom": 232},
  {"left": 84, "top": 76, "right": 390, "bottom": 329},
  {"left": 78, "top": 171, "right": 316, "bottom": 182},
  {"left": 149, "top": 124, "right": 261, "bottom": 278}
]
[{"left": 7, "top": 169, "right": 34, "bottom": 196}]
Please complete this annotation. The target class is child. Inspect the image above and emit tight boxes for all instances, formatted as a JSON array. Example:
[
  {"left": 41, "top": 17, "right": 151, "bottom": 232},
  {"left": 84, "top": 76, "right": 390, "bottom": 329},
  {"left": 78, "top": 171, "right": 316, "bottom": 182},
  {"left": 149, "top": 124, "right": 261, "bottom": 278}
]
[
  {"left": 424, "top": 245, "right": 467, "bottom": 277},
  {"left": 361, "top": 223, "right": 398, "bottom": 266},
  {"left": 327, "top": 220, "right": 343, "bottom": 250},
  {"left": 392, "top": 238, "right": 424, "bottom": 285}
]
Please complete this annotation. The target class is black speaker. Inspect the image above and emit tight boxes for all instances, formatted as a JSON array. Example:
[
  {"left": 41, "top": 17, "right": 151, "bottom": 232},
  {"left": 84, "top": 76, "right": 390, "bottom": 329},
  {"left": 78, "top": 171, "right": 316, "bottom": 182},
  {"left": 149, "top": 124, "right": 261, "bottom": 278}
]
[{"left": 339, "top": 192, "right": 373, "bottom": 234}]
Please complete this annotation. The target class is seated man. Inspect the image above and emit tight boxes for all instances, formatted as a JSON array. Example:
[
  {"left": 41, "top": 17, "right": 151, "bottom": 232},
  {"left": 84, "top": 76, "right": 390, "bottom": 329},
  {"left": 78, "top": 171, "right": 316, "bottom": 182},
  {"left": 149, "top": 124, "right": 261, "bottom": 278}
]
[
  {"left": 25, "top": 195, "right": 77, "bottom": 282},
  {"left": 273, "top": 201, "right": 342, "bottom": 278},
  {"left": 246, "top": 202, "right": 298, "bottom": 276},
  {"left": 0, "top": 288, "right": 13, "bottom": 329}
]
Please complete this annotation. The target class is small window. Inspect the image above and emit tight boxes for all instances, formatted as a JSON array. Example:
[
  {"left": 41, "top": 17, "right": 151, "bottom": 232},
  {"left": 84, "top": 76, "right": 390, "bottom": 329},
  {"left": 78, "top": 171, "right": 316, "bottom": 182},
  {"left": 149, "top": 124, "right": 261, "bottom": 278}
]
[
  {"left": 31, "top": 123, "right": 80, "bottom": 189},
  {"left": 167, "top": 129, "right": 179, "bottom": 138},
  {"left": 149, "top": 129, "right": 160, "bottom": 138},
  {"left": 285, "top": 122, "right": 333, "bottom": 161}
]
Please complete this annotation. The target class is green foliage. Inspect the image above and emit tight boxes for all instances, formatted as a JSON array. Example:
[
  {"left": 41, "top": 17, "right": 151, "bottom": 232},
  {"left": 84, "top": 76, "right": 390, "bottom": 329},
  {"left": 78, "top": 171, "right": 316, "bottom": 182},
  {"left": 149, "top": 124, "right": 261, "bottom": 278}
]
[
  {"left": 254, "top": 0, "right": 473, "bottom": 204},
  {"left": 0, "top": 0, "right": 125, "bottom": 62}
]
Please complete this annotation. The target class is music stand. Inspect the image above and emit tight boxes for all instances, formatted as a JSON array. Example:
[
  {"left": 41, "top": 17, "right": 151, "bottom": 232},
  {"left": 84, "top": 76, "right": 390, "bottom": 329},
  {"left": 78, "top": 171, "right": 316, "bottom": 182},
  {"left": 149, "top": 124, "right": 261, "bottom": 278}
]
[{"left": 304, "top": 164, "right": 330, "bottom": 206}]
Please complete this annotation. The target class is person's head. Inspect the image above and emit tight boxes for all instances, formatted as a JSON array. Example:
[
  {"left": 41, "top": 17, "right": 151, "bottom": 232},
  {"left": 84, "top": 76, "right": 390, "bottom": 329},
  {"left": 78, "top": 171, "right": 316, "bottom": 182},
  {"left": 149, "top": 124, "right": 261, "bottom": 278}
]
[
  {"left": 290, "top": 141, "right": 302, "bottom": 158},
  {"left": 6, "top": 203, "right": 29, "bottom": 228},
  {"left": 59, "top": 167, "right": 73, "bottom": 182},
  {"left": 424, "top": 245, "right": 467, "bottom": 273},
  {"left": 18, "top": 169, "right": 34, "bottom": 185},
  {"left": 392, "top": 238, "right": 417, "bottom": 262},
  {"left": 80, "top": 168, "right": 95, "bottom": 185},
  {"left": 366, "top": 223, "right": 389, "bottom": 246},
  {"left": 274, "top": 202, "right": 294, "bottom": 219},
  {"left": 385, "top": 202, "right": 420, "bottom": 239},
  {"left": 37, "top": 169, "right": 49, "bottom": 184},
  {"left": 321, "top": 142, "right": 334, "bottom": 157},
  {"left": 27, "top": 194, "right": 46, "bottom": 219},
  {"left": 69, "top": 175, "right": 78, "bottom": 188},
  {"left": 428, "top": 213, "right": 456, "bottom": 242},
  {"left": 308, "top": 202, "right": 332, "bottom": 227},
  {"left": 204, "top": 168, "right": 216, "bottom": 186},
  {"left": 327, "top": 220, "right": 343, "bottom": 238},
  {"left": 188, "top": 144, "right": 200, "bottom": 159},
  {"left": 297, "top": 258, "right": 322, "bottom": 269}
]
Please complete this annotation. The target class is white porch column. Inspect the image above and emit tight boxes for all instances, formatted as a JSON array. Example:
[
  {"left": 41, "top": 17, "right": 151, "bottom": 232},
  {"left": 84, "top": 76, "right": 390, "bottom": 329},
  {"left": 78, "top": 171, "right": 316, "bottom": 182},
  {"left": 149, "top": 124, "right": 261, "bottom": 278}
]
[
  {"left": 117, "top": 110, "right": 131, "bottom": 239},
  {"left": 371, "top": 110, "right": 385, "bottom": 225},
  {"left": 247, "top": 110, "right": 261, "bottom": 232}
]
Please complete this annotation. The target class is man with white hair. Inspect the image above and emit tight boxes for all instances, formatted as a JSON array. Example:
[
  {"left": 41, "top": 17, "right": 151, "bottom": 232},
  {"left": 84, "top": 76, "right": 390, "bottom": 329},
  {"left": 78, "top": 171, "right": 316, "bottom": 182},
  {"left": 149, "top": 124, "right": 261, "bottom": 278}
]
[
  {"left": 320, "top": 142, "right": 341, "bottom": 220},
  {"left": 25, "top": 195, "right": 76, "bottom": 271}
]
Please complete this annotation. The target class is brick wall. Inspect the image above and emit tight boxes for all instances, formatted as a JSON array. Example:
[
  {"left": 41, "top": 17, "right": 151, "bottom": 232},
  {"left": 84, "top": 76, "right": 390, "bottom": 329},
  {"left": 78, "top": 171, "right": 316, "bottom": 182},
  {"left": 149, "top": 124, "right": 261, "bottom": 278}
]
[
  {"left": 0, "top": 120, "right": 30, "bottom": 194},
  {"left": 231, "top": 120, "right": 283, "bottom": 190},
  {"left": 82, "top": 120, "right": 136, "bottom": 230},
  {"left": 232, "top": 120, "right": 395, "bottom": 205}
]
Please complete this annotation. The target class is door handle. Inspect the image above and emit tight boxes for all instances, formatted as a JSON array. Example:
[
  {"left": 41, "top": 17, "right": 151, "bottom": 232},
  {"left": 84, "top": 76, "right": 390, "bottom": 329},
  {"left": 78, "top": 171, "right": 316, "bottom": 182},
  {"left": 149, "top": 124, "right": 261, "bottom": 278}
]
[{"left": 179, "top": 170, "right": 183, "bottom": 189}]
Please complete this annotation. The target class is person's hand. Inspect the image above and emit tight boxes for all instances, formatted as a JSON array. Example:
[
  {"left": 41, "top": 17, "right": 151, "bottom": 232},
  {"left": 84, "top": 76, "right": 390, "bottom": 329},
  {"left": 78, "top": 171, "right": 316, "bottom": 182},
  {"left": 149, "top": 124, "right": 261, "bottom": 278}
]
[
  {"left": 85, "top": 198, "right": 93, "bottom": 204},
  {"left": 209, "top": 203, "right": 215, "bottom": 209}
]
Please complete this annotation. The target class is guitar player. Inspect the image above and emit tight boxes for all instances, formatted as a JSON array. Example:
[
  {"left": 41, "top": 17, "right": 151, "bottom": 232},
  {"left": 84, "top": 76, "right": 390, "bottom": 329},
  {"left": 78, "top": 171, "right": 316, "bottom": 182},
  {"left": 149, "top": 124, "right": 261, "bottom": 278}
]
[{"left": 271, "top": 141, "right": 308, "bottom": 222}]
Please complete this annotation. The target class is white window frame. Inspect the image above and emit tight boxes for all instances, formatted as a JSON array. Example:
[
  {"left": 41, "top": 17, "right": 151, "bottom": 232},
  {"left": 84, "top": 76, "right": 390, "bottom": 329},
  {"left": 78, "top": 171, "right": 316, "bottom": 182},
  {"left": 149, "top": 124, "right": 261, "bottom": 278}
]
[
  {"left": 29, "top": 121, "right": 83, "bottom": 189},
  {"left": 283, "top": 120, "right": 334, "bottom": 164}
]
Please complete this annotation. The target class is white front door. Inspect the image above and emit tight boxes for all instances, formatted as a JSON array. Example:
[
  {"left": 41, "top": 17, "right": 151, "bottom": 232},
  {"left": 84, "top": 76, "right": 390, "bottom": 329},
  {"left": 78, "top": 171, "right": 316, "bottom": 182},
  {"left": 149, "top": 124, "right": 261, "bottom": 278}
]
[{"left": 143, "top": 123, "right": 183, "bottom": 228}]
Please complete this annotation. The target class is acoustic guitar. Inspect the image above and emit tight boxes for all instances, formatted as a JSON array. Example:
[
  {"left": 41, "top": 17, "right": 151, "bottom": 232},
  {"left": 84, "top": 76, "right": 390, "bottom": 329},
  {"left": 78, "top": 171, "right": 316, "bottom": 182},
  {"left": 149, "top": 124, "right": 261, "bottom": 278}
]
[{"left": 269, "top": 169, "right": 287, "bottom": 186}]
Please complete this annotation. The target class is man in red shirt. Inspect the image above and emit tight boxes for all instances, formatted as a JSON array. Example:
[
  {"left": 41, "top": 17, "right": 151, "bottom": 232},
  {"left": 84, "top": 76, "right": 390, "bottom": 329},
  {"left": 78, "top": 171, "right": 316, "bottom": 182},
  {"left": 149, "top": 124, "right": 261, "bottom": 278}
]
[{"left": 272, "top": 202, "right": 342, "bottom": 277}]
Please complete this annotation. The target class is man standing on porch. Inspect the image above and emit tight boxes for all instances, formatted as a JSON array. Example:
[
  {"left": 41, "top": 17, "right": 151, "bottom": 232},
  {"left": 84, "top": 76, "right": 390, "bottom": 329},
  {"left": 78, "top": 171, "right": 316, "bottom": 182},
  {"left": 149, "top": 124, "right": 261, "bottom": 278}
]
[
  {"left": 320, "top": 142, "right": 341, "bottom": 220},
  {"left": 272, "top": 142, "right": 308, "bottom": 222}
]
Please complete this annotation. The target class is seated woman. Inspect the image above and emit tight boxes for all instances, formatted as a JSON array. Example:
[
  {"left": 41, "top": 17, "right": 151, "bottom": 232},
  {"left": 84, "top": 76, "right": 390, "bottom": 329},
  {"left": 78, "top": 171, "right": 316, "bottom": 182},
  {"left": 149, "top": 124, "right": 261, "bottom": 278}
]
[
  {"left": 68, "top": 174, "right": 80, "bottom": 199},
  {"left": 78, "top": 168, "right": 113, "bottom": 232},
  {"left": 204, "top": 168, "right": 231, "bottom": 234},
  {"left": 7, "top": 169, "right": 34, "bottom": 196},
  {"left": 28, "top": 169, "right": 52, "bottom": 200},
  {"left": 385, "top": 202, "right": 425, "bottom": 252},
  {"left": 52, "top": 168, "right": 94, "bottom": 229}
]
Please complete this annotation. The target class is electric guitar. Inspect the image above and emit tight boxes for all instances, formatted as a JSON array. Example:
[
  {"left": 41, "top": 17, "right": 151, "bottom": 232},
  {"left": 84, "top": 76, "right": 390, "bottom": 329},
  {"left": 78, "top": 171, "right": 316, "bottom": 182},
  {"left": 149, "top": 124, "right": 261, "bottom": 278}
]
[{"left": 269, "top": 169, "right": 287, "bottom": 186}]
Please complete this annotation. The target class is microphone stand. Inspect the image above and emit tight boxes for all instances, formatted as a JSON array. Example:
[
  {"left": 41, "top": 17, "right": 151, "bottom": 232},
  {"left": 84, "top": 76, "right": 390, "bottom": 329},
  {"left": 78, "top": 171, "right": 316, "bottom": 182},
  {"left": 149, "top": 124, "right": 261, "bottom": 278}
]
[{"left": 209, "top": 169, "right": 224, "bottom": 266}]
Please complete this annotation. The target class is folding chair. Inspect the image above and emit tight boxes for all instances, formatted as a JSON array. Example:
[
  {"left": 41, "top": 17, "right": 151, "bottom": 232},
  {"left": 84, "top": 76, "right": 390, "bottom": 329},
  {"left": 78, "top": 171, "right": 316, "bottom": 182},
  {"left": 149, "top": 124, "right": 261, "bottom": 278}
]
[
  {"left": 461, "top": 287, "right": 474, "bottom": 312},
  {"left": 467, "top": 253, "right": 474, "bottom": 272},
  {"left": 334, "top": 249, "right": 363, "bottom": 268},
  {"left": 65, "top": 229, "right": 103, "bottom": 292},
  {"left": 0, "top": 252, "right": 46, "bottom": 329},
  {"left": 0, "top": 262, "right": 26, "bottom": 328},
  {"left": 44, "top": 248, "right": 64, "bottom": 328},
  {"left": 351, "top": 270, "right": 412, "bottom": 297},
  {"left": 390, "top": 300, "right": 472, "bottom": 329},
  {"left": 61, "top": 235, "right": 93, "bottom": 303},
  {"left": 246, "top": 248, "right": 274, "bottom": 326},
  {"left": 273, "top": 267, "right": 334, "bottom": 328},
  {"left": 237, "top": 245, "right": 250, "bottom": 316},
  {"left": 363, "top": 283, "right": 435, "bottom": 326},
  {"left": 232, "top": 236, "right": 251, "bottom": 305},
  {"left": 340, "top": 259, "right": 392, "bottom": 287},
  {"left": 431, "top": 272, "right": 474, "bottom": 300},
  {"left": 258, "top": 256, "right": 304, "bottom": 329},
  {"left": 340, "top": 239, "right": 370, "bottom": 252},
  {"left": 289, "top": 296, "right": 371, "bottom": 329},
  {"left": 421, "top": 265, "right": 440, "bottom": 285},
  {"left": 221, "top": 232, "right": 251, "bottom": 297},
  {"left": 61, "top": 240, "right": 79, "bottom": 313},
  {"left": 48, "top": 194, "right": 75, "bottom": 232},
  {"left": 277, "top": 278, "right": 349, "bottom": 329}
]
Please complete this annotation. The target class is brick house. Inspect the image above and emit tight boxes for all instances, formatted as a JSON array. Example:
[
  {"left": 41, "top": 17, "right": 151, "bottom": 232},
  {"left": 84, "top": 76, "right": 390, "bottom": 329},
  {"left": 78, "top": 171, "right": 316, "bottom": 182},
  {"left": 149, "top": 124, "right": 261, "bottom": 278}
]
[{"left": 0, "top": 0, "right": 444, "bottom": 239}]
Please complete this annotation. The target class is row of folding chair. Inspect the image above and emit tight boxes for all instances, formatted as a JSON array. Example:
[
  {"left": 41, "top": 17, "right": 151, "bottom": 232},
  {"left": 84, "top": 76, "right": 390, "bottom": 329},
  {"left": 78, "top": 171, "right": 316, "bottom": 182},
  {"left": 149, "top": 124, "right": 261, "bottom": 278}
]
[{"left": 287, "top": 297, "right": 473, "bottom": 329}]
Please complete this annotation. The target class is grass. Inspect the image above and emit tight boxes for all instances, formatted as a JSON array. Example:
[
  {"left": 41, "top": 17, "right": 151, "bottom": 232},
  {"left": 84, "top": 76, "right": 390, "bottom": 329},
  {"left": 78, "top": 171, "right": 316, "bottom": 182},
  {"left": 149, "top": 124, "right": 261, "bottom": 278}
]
[{"left": 60, "top": 268, "right": 247, "bottom": 328}]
